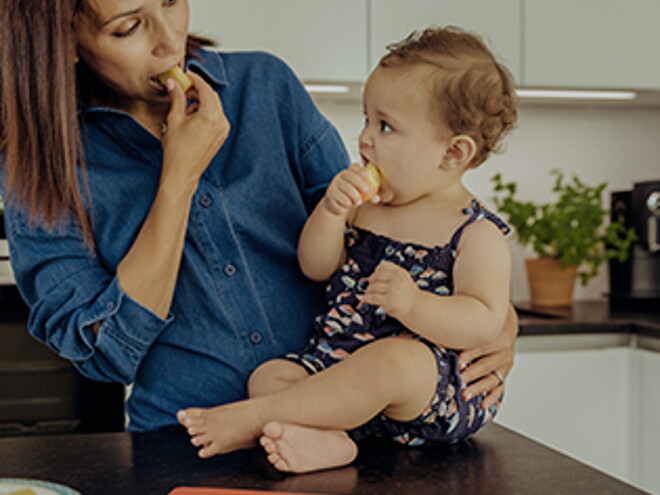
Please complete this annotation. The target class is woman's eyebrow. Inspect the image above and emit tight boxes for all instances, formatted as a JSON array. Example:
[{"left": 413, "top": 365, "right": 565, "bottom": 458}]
[{"left": 100, "top": 8, "right": 141, "bottom": 26}]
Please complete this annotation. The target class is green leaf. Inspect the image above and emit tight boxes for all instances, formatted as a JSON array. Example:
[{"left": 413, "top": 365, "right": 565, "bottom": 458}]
[{"left": 490, "top": 170, "right": 637, "bottom": 286}]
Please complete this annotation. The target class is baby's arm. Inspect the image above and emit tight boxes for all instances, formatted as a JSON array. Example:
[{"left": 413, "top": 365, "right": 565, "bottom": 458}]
[
  {"left": 298, "top": 163, "right": 378, "bottom": 281},
  {"left": 362, "top": 220, "right": 511, "bottom": 349}
]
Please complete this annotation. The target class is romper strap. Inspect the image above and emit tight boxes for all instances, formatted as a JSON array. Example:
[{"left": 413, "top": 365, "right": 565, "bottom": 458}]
[{"left": 448, "top": 199, "right": 511, "bottom": 252}]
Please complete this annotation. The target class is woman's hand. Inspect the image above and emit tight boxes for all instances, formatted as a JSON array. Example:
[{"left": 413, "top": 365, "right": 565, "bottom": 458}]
[
  {"left": 323, "top": 163, "right": 378, "bottom": 217},
  {"left": 160, "top": 71, "right": 230, "bottom": 192},
  {"left": 458, "top": 304, "right": 518, "bottom": 410}
]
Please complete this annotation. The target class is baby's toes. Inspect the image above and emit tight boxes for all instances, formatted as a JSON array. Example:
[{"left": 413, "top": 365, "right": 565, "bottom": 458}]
[
  {"left": 198, "top": 441, "right": 221, "bottom": 459},
  {"left": 260, "top": 436, "right": 277, "bottom": 454},
  {"left": 190, "top": 434, "right": 208, "bottom": 447},
  {"left": 267, "top": 452, "right": 283, "bottom": 466},
  {"left": 178, "top": 408, "right": 208, "bottom": 427},
  {"left": 185, "top": 423, "right": 208, "bottom": 436},
  {"left": 268, "top": 452, "right": 291, "bottom": 472}
]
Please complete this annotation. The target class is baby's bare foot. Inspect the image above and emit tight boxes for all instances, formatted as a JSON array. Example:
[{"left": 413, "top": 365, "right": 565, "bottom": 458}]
[
  {"left": 260, "top": 421, "right": 358, "bottom": 473},
  {"left": 177, "top": 402, "right": 261, "bottom": 458}
]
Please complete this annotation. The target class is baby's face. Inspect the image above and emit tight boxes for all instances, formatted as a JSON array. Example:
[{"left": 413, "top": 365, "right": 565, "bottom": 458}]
[{"left": 359, "top": 65, "right": 454, "bottom": 206}]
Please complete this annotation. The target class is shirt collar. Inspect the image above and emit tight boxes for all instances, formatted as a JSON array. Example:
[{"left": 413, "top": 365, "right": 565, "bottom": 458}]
[{"left": 186, "top": 48, "right": 228, "bottom": 88}]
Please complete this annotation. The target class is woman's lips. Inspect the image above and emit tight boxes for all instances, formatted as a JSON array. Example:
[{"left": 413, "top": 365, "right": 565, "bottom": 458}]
[
  {"left": 150, "top": 60, "right": 186, "bottom": 92},
  {"left": 149, "top": 77, "right": 167, "bottom": 94}
]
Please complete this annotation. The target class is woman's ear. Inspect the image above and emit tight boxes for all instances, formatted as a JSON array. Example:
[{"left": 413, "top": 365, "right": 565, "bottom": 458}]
[{"left": 441, "top": 135, "right": 477, "bottom": 170}]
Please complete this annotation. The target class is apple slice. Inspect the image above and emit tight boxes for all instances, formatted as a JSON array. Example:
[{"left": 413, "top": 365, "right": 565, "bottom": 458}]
[
  {"left": 361, "top": 162, "right": 382, "bottom": 201},
  {"left": 158, "top": 66, "right": 193, "bottom": 92}
]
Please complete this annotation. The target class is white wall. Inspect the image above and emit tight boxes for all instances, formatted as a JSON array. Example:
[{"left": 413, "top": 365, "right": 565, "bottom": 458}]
[{"left": 315, "top": 99, "right": 660, "bottom": 301}]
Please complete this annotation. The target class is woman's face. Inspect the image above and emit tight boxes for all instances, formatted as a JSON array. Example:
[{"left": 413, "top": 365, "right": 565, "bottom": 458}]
[{"left": 74, "top": 0, "right": 190, "bottom": 106}]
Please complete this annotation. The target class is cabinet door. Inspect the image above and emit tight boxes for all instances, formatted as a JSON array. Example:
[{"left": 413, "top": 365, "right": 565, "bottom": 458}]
[
  {"left": 524, "top": 0, "right": 660, "bottom": 89},
  {"left": 638, "top": 349, "right": 660, "bottom": 494},
  {"left": 495, "top": 343, "right": 632, "bottom": 480},
  {"left": 189, "top": 0, "right": 369, "bottom": 82},
  {"left": 369, "top": 0, "right": 521, "bottom": 81}
]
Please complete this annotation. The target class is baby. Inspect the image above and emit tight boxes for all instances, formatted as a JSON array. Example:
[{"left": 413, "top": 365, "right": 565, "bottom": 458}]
[{"left": 178, "top": 26, "right": 518, "bottom": 473}]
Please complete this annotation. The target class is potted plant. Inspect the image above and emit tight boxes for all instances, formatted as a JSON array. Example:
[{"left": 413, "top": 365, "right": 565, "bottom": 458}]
[{"left": 491, "top": 169, "right": 636, "bottom": 307}]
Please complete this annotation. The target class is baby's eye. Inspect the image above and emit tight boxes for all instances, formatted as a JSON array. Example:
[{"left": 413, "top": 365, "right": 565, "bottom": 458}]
[{"left": 380, "top": 121, "right": 393, "bottom": 133}]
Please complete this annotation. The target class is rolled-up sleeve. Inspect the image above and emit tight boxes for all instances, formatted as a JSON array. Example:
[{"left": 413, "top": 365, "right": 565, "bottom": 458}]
[{"left": 6, "top": 211, "right": 172, "bottom": 384}]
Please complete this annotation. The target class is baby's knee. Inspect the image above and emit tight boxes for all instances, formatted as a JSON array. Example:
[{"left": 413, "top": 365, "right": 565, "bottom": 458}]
[
  {"left": 364, "top": 337, "right": 437, "bottom": 379},
  {"left": 248, "top": 359, "right": 307, "bottom": 397}
]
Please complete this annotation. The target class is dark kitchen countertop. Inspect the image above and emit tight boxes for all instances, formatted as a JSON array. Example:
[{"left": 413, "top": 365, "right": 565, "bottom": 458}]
[
  {"left": 0, "top": 425, "right": 647, "bottom": 495},
  {"left": 515, "top": 300, "right": 660, "bottom": 339},
  {"left": 0, "top": 293, "right": 656, "bottom": 494}
]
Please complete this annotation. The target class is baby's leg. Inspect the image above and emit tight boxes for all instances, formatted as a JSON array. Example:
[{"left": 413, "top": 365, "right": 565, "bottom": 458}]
[
  {"left": 260, "top": 422, "right": 357, "bottom": 473},
  {"left": 248, "top": 359, "right": 309, "bottom": 397},
  {"left": 260, "top": 340, "right": 437, "bottom": 473},
  {"left": 249, "top": 359, "right": 358, "bottom": 473},
  {"left": 178, "top": 337, "right": 438, "bottom": 465},
  {"left": 178, "top": 359, "right": 308, "bottom": 456}
]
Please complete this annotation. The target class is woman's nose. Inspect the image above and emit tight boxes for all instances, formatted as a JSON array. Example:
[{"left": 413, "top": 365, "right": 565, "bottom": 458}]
[{"left": 152, "top": 20, "right": 179, "bottom": 57}]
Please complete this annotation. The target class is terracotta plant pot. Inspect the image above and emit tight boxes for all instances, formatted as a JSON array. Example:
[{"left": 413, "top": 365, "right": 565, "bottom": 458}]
[{"left": 525, "top": 258, "right": 578, "bottom": 307}]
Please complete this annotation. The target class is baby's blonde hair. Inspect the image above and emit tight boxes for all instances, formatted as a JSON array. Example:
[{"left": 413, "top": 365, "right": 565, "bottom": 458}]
[{"left": 380, "top": 26, "right": 518, "bottom": 167}]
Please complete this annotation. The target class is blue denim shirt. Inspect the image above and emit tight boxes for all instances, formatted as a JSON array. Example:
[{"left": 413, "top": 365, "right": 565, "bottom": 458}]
[{"left": 2, "top": 49, "right": 349, "bottom": 431}]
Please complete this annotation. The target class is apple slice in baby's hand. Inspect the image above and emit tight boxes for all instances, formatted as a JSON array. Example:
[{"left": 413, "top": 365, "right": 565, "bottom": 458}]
[
  {"left": 158, "top": 66, "right": 193, "bottom": 92},
  {"left": 360, "top": 162, "right": 382, "bottom": 201}
]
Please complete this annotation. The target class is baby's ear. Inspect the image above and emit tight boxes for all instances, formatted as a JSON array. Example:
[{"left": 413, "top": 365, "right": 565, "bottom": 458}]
[{"left": 442, "top": 135, "right": 476, "bottom": 170}]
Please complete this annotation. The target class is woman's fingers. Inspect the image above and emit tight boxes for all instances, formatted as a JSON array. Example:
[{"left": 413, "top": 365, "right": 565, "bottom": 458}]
[
  {"left": 160, "top": 71, "right": 230, "bottom": 188},
  {"left": 480, "top": 383, "right": 504, "bottom": 411},
  {"left": 462, "top": 356, "right": 500, "bottom": 388},
  {"left": 186, "top": 72, "right": 212, "bottom": 101},
  {"left": 165, "top": 77, "right": 186, "bottom": 125},
  {"left": 459, "top": 304, "right": 518, "bottom": 401},
  {"left": 458, "top": 345, "right": 484, "bottom": 371},
  {"left": 461, "top": 367, "right": 505, "bottom": 407}
]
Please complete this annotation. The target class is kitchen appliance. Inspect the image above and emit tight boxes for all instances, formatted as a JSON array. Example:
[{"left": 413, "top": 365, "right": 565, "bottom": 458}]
[
  {"left": 0, "top": 203, "right": 124, "bottom": 435},
  {"left": 0, "top": 286, "right": 125, "bottom": 436},
  {"left": 609, "top": 180, "right": 660, "bottom": 312}
]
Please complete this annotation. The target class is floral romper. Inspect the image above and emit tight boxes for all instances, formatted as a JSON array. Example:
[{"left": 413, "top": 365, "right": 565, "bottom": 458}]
[{"left": 285, "top": 200, "right": 510, "bottom": 446}]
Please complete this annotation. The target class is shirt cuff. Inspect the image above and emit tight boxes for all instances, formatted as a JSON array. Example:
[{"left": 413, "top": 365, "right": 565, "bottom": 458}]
[{"left": 79, "top": 277, "right": 174, "bottom": 364}]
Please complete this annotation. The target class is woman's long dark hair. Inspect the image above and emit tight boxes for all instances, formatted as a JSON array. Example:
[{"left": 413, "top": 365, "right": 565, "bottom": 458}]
[
  {"left": 1, "top": 0, "right": 88, "bottom": 240},
  {"left": 0, "top": 0, "right": 214, "bottom": 245}
]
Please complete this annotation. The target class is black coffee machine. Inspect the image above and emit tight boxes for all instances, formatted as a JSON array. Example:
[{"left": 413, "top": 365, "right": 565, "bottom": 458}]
[{"left": 609, "top": 180, "right": 660, "bottom": 313}]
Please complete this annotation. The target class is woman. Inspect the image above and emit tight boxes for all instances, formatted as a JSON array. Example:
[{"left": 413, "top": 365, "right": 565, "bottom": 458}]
[{"left": 0, "top": 0, "right": 516, "bottom": 434}]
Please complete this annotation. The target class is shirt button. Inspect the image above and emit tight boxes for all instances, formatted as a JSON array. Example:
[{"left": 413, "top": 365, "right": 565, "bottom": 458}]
[
  {"left": 250, "top": 332, "right": 263, "bottom": 344},
  {"left": 106, "top": 301, "right": 115, "bottom": 311},
  {"left": 199, "top": 195, "right": 213, "bottom": 208},
  {"left": 223, "top": 263, "right": 237, "bottom": 277}
]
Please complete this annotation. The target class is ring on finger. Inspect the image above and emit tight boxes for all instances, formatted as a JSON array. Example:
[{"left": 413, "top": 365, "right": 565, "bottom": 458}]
[{"left": 492, "top": 370, "right": 505, "bottom": 385}]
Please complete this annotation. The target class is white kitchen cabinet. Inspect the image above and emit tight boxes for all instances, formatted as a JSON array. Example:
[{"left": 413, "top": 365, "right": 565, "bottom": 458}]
[
  {"left": 524, "top": 0, "right": 660, "bottom": 90},
  {"left": 494, "top": 338, "right": 633, "bottom": 481},
  {"left": 189, "top": 0, "right": 369, "bottom": 82},
  {"left": 369, "top": 0, "right": 521, "bottom": 81},
  {"left": 637, "top": 348, "right": 660, "bottom": 492},
  {"left": 496, "top": 335, "right": 660, "bottom": 495}
]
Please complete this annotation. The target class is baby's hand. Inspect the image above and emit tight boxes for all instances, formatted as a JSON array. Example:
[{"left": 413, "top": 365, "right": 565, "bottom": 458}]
[
  {"left": 361, "top": 261, "right": 418, "bottom": 319},
  {"left": 323, "top": 163, "right": 379, "bottom": 217}
]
